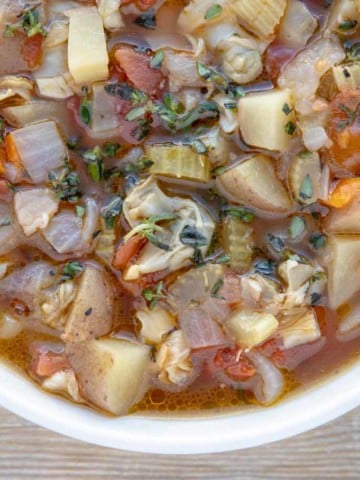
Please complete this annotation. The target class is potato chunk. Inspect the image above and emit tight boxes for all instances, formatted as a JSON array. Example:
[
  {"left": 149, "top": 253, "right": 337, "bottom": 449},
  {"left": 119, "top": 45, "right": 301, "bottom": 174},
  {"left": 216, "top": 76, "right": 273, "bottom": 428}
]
[
  {"left": 216, "top": 154, "right": 291, "bottom": 213},
  {"left": 66, "top": 7, "right": 109, "bottom": 84},
  {"left": 226, "top": 309, "right": 279, "bottom": 348},
  {"left": 328, "top": 235, "right": 360, "bottom": 309},
  {"left": 64, "top": 265, "right": 114, "bottom": 342},
  {"left": 238, "top": 89, "right": 295, "bottom": 151},
  {"left": 68, "top": 338, "right": 150, "bottom": 415}
]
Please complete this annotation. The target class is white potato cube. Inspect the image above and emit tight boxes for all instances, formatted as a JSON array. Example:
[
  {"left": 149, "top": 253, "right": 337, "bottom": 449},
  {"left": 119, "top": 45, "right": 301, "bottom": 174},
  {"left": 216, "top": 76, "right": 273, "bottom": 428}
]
[{"left": 227, "top": 309, "right": 279, "bottom": 348}]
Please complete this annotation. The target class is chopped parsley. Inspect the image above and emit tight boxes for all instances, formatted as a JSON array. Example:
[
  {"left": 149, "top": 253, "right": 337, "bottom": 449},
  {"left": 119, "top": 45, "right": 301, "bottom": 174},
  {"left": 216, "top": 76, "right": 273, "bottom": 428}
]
[
  {"left": 346, "top": 42, "right": 360, "bottom": 61},
  {"left": 82, "top": 144, "right": 121, "bottom": 182},
  {"left": 101, "top": 196, "right": 123, "bottom": 229},
  {"left": 142, "top": 281, "right": 166, "bottom": 309},
  {"left": 204, "top": 4, "right": 223, "bottom": 20},
  {"left": 282, "top": 103, "right": 293, "bottom": 115},
  {"left": 62, "top": 261, "right": 84, "bottom": 281},
  {"left": 309, "top": 232, "right": 326, "bottom": 250},
  {"left": 267, "top": 234, "right": 284, "bottom": 253},
  {"left": 134, "top": 9, "right": 156, "bottom": 29},
  {"left": 105, "top": 158, "right": 153, "bottom": 178},
  {"left": 338, "top": 20, "right": 358, "bottom": 31},
  {"left": 150, "top": 49, "right": 164, "bottom": 69},
  {"left": 5, "top": 4, "right": 47, "bottom": 37},
  {"left": 285, "top": 121, "right": 296, "bottom": 135},
  {"left": 289, "top": 216, "right": 305, "bottom": 240},
  {"left": 221, "top": 205, "right": 255, "bottom": 223},
  {"left": 336, "top": 102, "right": 360, "bottom": 132},
  {"left": 210, "top": 277, "right": 224, "bottom": 298},
  {"left": 104, "top": 83, "right": 147, "bottom": 105},
  {"left": 299, "top": 174, "right": 313, "bottom": 201},
  {"left": 48, "top": 165, "right": 81, "bottom": 203},
  {"left": 254, "top": 259, "right": 276, "bottom": 277},
  {"left": 79, "top": 97, "right": 92, "bottom": 125}
]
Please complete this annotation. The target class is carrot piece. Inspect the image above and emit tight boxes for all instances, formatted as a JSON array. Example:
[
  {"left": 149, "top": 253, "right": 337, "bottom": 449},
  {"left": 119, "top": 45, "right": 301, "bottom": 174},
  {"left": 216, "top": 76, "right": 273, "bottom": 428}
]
[
  {"left": 22, "top": 33, "right": 43, "bottom": 69},
  {"left": 324, "top": 178, "right": 360, "bottom": 208},
  {"left": 114, "top": 45, "right": 165, "bottom": 96},
  {"left": 112, "top": 233, "right": 147, "bottom": 271},
  {"left": 4, "top": 133, "right": 23, "bottom": 170}
]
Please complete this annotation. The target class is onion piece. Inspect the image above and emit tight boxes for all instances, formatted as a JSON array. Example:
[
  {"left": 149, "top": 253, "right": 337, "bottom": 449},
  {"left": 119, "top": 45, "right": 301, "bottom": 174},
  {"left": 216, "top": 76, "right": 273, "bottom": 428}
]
[
  {"left": 179, "top": 307, "right": 227, "bottom": 350},
  {"left": 43, "top": 199, "right": 99, "bottom": 254},
  {"left": 0, "top": 203, "right": 22, "bottom": 255},
  {"left": 8, "top": 121, "right": 66, "bottom": 183},
  {"left": 246, "top": 351, "right": 284, "bottom": 404}
]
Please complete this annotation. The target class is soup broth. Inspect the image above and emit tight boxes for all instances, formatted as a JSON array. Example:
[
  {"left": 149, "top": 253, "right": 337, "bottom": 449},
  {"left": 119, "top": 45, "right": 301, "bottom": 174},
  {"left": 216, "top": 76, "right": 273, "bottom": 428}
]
[{"left": 0, "top": 0, "right": 359, "bottom": 416}]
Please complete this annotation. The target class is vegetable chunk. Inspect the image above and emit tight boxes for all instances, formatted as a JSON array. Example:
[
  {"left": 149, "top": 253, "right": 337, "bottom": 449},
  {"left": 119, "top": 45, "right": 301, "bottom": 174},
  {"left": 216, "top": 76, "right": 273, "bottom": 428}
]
[
  {"left": 238, "top": 89, "right": 295, "bottom": 151},
  {"left": 66, "top": 7, "right": 109, "bottom": 84},
  {"left": 68, "top": 338, "right": 151, "bottom": 415},
  {"left": 64, "top": 265, "right": 114, "bottom": 342}
]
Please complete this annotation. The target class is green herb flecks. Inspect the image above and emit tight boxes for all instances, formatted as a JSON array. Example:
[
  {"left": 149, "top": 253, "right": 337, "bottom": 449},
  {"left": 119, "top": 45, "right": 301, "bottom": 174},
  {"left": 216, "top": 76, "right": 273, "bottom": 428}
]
[
  {"left": 267, "top": 234, "right": 284, "bottom": 253},
  {"left": 338, "top": 20, "right": 358, "bottom": 31},
  {"left": 336, "top": 102, "right": 360, "bottom": 132},
  {"left": 254, "top": 259, "right": 276, "bottom": 277},
  {"left": 222, "top": 205, "right": 255, "bottom": 223},
  {"left": 309, "top": 232, "right": 326, "bottom": 250},
  {"left": 134, "top": 9, "right": 156, "bottom": 29},
  {"left": 211, "top": 277, "right": 224, "bottom": 298},
  {"left": 142, "top": 281, "right": 166, "bottom": 309},
  {"left": 285, "top": 121, "right": 296, "bottom": 135},
  {"left": 150, "top": 49, "right": 164, "bottom": 69},
  {"left": 204, "top": 4, "right": 222, "bottom": 20},
  {"left": 5, "top": 3, "right": 47, "bottom": 37},
  {"left": 48, "top": 165, "right": 82, "bottom": 203},
  {"left": 101, "top": 196, "right": 122, "bottom": 229},
  {"left": 76, "top": 205, "right": 86, "bottom": 219},
  {"left": 126, "top": 214, "right": 176, "bottom": 251},
  {"left": 289, "top": 216, "right": 306, "bottom": 240},
  {"left": 346, "top": 41, "right": 360, "bottom": 61},
  {"left": 62, "top": 261, "right": 84, "bottom": 281},
  {"left": 79, "top": 97, "right": 92, "bottom": 125},
  {"left": 82, "top": 143, "right": 121, "bottom": 182},
  {"left": 299, "top": 174, "right": 313, "bottom": 201},
  {"left": 282, "top": 103, "right": 293, "bottom": 115},
  {"left": 104, "top": 83, "right": 148, "bottom": 105}
]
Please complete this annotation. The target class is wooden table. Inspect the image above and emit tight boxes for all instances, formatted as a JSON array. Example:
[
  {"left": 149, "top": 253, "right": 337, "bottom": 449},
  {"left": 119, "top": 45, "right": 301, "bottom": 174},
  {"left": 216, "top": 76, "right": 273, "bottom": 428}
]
[{"left": 0, "top": 406, "right": 359, "bottom": 479}]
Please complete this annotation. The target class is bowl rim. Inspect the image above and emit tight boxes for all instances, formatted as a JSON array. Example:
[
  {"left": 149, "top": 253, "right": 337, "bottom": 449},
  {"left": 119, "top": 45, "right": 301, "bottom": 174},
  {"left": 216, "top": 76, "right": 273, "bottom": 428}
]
[{"left": 0, "top": 361, "right": 359, "bottom": 454}]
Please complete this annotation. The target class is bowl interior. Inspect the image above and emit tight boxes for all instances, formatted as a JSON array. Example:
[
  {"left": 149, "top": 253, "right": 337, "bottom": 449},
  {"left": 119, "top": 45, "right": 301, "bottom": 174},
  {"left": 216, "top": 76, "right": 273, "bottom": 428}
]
[{"left": 0, "top": 360, "right": 359, "bottom": 454}]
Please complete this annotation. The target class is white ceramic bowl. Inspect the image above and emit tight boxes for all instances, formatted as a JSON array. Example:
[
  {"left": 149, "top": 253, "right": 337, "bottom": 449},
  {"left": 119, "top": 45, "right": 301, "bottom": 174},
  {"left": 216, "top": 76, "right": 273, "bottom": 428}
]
[{"left": 0, "top": 360, "right": 359, "bottom": 454}]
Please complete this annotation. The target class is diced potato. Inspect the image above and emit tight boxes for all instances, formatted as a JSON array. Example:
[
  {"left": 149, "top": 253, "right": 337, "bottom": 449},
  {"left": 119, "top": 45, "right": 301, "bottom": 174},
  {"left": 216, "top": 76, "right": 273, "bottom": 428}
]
[
  {"left": 137, "top": 306, "right": 176, "bottom": 344},
  {"left": 278, "top": 259, "right": 315, "bottom": 291},
  {"left": 66, "top": 7, "right": 109, "bottom": 84},
  {"left": 7, "top": 121, "right": 66, "bottom": 183},
  {"left": 64, "top": 265, "right": 114, "bottom": 342},
  {"left": 278, "top": 308, "right": 321, "bottom": 349},
  {"left": 278, "top": 0, "right": 317, "bottom": 47},
  {"left": 328, "top": 235, "right": 360, "bottom": 309},
  {"left": 0, "top": 312, "right": 22, "bottom": 339},
  {"left": 332, "top": 63, "right": 360, "bottom": 92},
  {"left": 222, "top": 216, "right": 254, "bottom": 273},
  {"left": 231, "top": 0, "right": 287, "bottom": 39},
  {"left": 68, "top": 338, "right": 150, "bottom": 415},
  {"left": 146, "top": 144, "right": 210, "bottom": 183},
  {"left": 216, "top": 154, "right": 291, "bottom": 213},
  {"left": 226, "top": 308, "right": 279, "bottom": 348},
  {"left": 238, "top": 89, "right": 295, "bottom": 151},
  {"left": 326, "top": 198, "right": 360, "bottom": 234},
  {"left": 14, "top": 188, "right": 59, "bottom": 236},
  {"left": 289, "top": 151, "right": 321, "bottom": 205}
]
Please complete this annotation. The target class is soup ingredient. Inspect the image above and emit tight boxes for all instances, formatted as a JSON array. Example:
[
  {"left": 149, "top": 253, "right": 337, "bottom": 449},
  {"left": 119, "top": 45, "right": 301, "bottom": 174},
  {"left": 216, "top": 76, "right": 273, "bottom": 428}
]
[
  {"left": 217, "top": 155, "right": 291, "bottom": 213},
  {"left": 288, "top": 151, "right": 321, "bottom": 205},
  {"left": 68, "top": 338, "right": 151, "bottom": 415},
  {"left": 278, "top": 0, "right": 317, "bottom": 47},
  {"left": 278, "top": 308, "right": 321, "bottom": 349},
  {"left": 66, "top": 7, "right": 109, "bottom": 84},
  {"left": 238, "top": 89, "right": 295, "bottom": 151},
  {"left": 137, "top": 306, "right": 175, "bottom": 344},
  {"left": 226, "top": 309, "right": 279, "bottom": 349},
  {"left": 146, "top": 144, "right": 210, "bottom": 182},
  {"left": 222, "top": 216, "right": 254, "bottom": 273}
]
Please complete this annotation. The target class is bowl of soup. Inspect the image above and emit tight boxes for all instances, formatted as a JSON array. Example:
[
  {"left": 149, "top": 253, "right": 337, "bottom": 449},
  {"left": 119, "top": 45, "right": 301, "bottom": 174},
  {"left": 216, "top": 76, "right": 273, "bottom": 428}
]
[{"left": 0, "top": 0, "right": 359, "bottom": 453}]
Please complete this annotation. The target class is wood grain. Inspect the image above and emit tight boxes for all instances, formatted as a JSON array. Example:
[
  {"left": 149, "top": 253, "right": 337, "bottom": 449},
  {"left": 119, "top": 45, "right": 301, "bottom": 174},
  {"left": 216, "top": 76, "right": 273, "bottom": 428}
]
[{"left": 0, "top": 406, "right": 359, "bottom": 479}]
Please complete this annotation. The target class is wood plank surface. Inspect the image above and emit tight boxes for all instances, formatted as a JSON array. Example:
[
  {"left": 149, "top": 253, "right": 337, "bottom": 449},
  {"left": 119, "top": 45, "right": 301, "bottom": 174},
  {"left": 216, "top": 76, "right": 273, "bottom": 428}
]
[{"left": 0, "top": 406, "right": 359, "bottom": 479}]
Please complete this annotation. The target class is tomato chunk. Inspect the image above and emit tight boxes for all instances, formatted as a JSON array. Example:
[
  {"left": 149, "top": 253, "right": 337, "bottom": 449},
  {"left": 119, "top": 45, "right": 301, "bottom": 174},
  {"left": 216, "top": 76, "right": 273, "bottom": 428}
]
[
  {"left": 22, "top": 33, "right": 43, "bottom": 69},
  {"left": 214, "top": 347, "right": 256, "bottom": 381},
  {"left": 112, "top": 234, "right": 147, "bottom": 271},
  {"left": 114, "top": 45, "right": 165, "bottom": 96}
]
